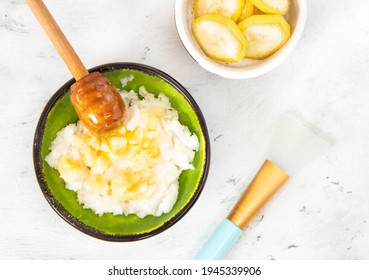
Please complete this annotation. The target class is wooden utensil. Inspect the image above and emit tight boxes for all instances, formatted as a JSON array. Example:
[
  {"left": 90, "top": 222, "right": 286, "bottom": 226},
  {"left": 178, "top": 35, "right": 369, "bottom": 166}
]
[{"left": 26, "top": 0, "right": 126, "bottom": 135}]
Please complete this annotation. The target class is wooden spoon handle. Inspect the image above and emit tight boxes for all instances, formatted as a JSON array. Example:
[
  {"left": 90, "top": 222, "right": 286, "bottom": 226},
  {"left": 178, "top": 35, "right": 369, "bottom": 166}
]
[{"left": 26, "top": 0, "right": 89, "bottom": 80}]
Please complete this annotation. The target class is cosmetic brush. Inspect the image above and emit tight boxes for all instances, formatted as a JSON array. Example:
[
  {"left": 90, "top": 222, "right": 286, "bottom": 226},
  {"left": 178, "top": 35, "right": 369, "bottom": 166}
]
[{"left": 195, "top": 114, "right": 331, "bottom": 259}]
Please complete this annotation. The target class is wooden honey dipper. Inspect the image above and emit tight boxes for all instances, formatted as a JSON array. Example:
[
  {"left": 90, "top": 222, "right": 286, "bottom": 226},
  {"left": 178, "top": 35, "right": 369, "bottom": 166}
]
[{"left": 26, "top": 0, "right": 126, "bottom": 135}]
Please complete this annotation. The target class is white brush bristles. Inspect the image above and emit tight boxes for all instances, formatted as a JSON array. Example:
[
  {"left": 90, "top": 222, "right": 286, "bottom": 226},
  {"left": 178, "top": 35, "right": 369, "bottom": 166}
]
[{"left": 267, "top": 114, "right": 331, "bottom": 177}]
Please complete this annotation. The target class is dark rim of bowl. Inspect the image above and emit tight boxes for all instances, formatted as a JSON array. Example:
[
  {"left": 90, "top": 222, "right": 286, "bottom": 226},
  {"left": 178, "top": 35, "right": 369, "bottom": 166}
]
[{"left": 33, "top": 62, "right": 210, "bottom": 242}]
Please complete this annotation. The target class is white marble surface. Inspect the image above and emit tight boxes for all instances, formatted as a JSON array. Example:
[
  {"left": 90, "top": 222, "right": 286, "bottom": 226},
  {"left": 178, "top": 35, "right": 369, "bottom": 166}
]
[{"left": 1, "top": 0, "right": 369, "bottom": 260}]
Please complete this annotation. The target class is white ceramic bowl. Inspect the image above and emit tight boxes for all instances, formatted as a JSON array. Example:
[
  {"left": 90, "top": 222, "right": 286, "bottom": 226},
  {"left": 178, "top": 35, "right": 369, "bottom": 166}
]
[{"left": 175, "top": 0, "right": 307, "bottom": 79}]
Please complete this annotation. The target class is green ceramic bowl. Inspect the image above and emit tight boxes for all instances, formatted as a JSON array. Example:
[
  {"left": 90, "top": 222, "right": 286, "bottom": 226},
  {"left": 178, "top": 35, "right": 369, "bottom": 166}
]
[{"left": 33, "top": 63, "right": 210, "bottom": 241}]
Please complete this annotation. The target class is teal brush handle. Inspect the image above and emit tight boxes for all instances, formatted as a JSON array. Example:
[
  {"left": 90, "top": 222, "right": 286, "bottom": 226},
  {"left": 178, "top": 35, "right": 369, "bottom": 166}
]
[{"left": 194, "top": 219, "right": 243, "bottom": 260}]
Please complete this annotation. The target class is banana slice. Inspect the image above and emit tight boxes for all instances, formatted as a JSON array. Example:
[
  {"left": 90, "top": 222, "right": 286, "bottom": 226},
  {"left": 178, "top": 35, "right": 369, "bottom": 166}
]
[
  {"left": 237, "top": 0, "right": 254, "bottom": 23},
  {"left": 253, "top": 7, "right": 264, "bottom": 15},
  {"left": 194, "top": 0, "right": 245, "bottom": 22},
  {"left": 238, "top": 15, "right": 290, "bottom": 59},
  {"left": 250, "top": 0, "right": 290, "bottom": 15},
  {"left": 192, "top": 14, "right": 248, "bottom": 62}
]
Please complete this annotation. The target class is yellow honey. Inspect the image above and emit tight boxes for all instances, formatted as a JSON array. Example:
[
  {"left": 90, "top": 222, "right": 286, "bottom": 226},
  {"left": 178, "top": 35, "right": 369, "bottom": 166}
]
[{"left": 46, "top": 86, "right": 199, "bottom": 217}]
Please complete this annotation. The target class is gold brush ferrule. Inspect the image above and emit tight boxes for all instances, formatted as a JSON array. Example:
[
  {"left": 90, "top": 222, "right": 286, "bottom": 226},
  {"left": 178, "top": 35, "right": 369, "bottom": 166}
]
[{"left": 227, "top": 160, "right": 289, "bottom": 230}]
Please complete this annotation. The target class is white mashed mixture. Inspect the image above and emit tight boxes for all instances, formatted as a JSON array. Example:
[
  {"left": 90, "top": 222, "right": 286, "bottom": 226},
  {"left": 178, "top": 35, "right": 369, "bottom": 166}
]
[{"left": 45, "top": 80, "right": 199, "bottom": 218}]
